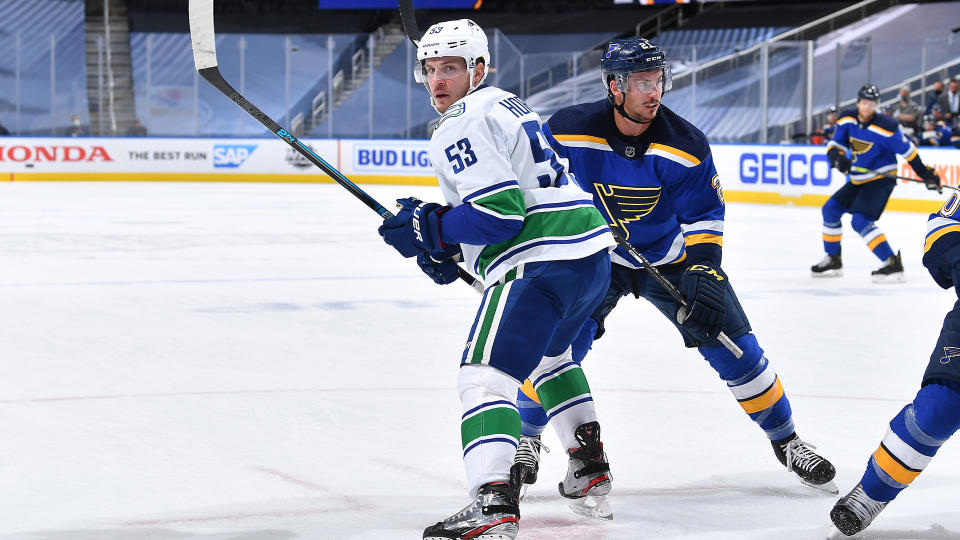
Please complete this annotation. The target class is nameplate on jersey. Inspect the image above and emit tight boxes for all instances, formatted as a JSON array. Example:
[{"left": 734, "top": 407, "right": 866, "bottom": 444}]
[
  {"left": 848, "top": 136, "right": 874, "bottom": 162},
  {"left": 594, "top": 183, "right": 661, "bottom": 240},
  {"left": 435, "top": 102, "right": 466, "bottom": 130},
  {"left": 498, "top": 97, "right": 533, "bottom": 119}
]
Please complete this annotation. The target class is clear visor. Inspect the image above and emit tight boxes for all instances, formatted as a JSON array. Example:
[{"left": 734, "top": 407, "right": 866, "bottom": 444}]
[
  {"left": 610, "top": 66, "right": 673, "bottom": 94},
  {"left": 415, "top": 60, "right": 469, "bottom": 84}
]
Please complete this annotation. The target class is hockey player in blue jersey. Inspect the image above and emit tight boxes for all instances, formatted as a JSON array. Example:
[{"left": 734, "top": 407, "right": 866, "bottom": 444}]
[
  {"left": 811, "top": 84, "right": 941, "bottom": 282},
  {"left": 511, "top": 37, "right": 839, "bottom": 499},
  {"left": 376, "top": 19, "right": 616, "bottom": 540},
  {"left": 828, "top": 193, "right": 960, "bottom": 536}
]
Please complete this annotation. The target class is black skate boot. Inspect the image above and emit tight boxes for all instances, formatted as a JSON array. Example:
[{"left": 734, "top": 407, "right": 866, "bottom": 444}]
[
  {"left": 423, "top": 464, "right": 524, "bottom": 540},
  {"left": 514, "top": 434, "right": 548, "bottom": 499},
  {"left": 558, "top": 421, "right": 613, "bottom": 519},
  {"left": 772, "top": 433, "right": 837, "bottom": 494},
  {"left": 871, "top": 250, "right": 905, "bottom": 283},
  {"left": 811, "top": 248, "right": 843, "bottom": 277},
  {"left": 829, "top": 483, "right": 889, "bottom": 536}
]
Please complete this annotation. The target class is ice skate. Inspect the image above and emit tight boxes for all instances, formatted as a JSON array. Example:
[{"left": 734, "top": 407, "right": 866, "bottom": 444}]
[
  {"left": 828, "top": 483, "right": 889, "bottom": 536},
  {"left": 871, "top": 250, "right": 905, "bottom": 283},
  {"left": 514, "top": 434, "right": 548, "bottom": 499},
  {"left": 772, "top": 433, "right": 838, "bottom": 494},
  {"left": 811, "top": 249, "right": 843, "bottom": 277},
  {"left": 423, "top": 465, "right": 524, "bottom": 540},
  {"left": 558, "top": 421, "right": 613, "bottom": 520}
]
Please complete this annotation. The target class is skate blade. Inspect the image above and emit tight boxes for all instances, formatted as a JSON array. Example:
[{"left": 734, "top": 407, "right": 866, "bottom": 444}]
[
  {"left": 811, "top": 269, "right": 843, "bottom": 278},
  {"left": 871, "top": 272, "right": 905, "bottom": 284},
  {"left": 424, "top": 522, "right": 519, "bottom": 540},
  {"left": 567, "top": 494, "right": 613, "bottom": 520},
  {"left": 518, "top": 482, "right": 529, "bottom": 501},
  {"left": 801, "top": 477, "right": 839, "bottom": 495}
]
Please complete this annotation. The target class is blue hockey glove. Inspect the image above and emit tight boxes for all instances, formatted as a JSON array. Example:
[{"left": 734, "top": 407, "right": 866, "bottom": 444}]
[
  {"left": 417, "top": 251, "right": 462, "bottom": 285},
  {"left": 378, "top": 197, "right": 450, "bottom": 258},
  {"left": 677, "top": 264, "right": 728, "bottom": 342},
  {"left": 827, "top": 148, "right": 851, "bottom": 174}
]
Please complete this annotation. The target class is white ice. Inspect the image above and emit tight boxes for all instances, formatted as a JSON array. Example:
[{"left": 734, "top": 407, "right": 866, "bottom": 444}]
[{"left": 1, "top": 182, "right": 958, "bottom": 540}]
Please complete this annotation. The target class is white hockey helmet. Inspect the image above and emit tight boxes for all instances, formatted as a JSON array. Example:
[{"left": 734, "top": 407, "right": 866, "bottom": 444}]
[{"left": 415, "top": 19, "right": 490, "bottom": 109}]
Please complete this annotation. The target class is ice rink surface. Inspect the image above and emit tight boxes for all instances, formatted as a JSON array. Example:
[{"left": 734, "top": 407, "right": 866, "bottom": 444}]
[{"left": 1, "top": 181, "right": 958, "bottom": 540}]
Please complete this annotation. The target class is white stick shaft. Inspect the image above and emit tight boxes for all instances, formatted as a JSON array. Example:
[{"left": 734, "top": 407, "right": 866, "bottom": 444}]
[{"left": 189, "top": 0, "right": 218, "bottom": 71}]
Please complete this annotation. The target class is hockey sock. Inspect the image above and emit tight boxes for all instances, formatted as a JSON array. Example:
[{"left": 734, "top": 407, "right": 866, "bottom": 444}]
[
  {"left": 517, "top": 381, "right": 548, "bottom": 437},
  {"left": 458, "top": 365, "right": 522, "bottom": 497},
  {"left": 531, "top": 350, "right": 597, "bottom": 450},
  {"left": 859, "top": 382, "right": 960, "bottom": 502},
  {"left": 821, "top": 199, "right": 844, "bottom": 255},
  {"left": 703, "top": 334, "right": 795, "bottom": 441},
  {"left": 852, "top": 214, "right": 894, "bottom": 261}
]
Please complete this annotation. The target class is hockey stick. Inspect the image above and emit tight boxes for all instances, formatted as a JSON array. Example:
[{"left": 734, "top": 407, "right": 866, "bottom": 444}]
[
  {"left": 188, "top": 0, "right": 482, "bottom": 293},
  {"left": 609, "top": 229, "right": 744, "bottom": 358},
  {"left": 850, "top": 165, "right": 955, "bottom": 192},
  {"left": 397, "top": 0, "right": 422, "bottom": 46}
]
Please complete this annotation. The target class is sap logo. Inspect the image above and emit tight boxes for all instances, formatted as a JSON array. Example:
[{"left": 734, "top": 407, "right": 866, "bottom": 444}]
[
  {"left": 739, "top": 152, "right": 832, "bottom": 186},
  {"left": 213, "top": 144, "right": 257, "bottom": 168},
  {"left": 356, "top": 147, "right": 431, "bottom": 169}
]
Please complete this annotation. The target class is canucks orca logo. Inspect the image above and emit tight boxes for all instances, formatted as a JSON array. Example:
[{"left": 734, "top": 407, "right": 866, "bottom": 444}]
[
  {"left": 848, "top": 136, "right": 874, "bottom": 163},
  {"left": 939, "top": 346, "right": 960, "bottom": 365},
  {"left": 594, "top": 183, "right": 661, "bottom": 241}
]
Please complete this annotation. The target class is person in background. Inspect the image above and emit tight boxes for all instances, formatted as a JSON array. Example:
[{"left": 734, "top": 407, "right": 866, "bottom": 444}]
[
  {"left": 0, "top": 120, "right": 9, "bottom": 136},
  {"left": 812, "top": 105, "right": 839, "bottom": 145},
  {"left": 938, "top": 77, "right": 960, "bottom": 128},
  {"left": 892, "top": 86, "right": 921, "bottom": 142},
  {"left": 126, "top": 119, "right": 148, "bottom": 137},
  {"left": 66, "top": 115, "right": 84, "bottom": 137},
  {"left": 925, "top": 79, "right": 944, "bottom": 115},
  {"left": 919, "top": 114, "right": 957, "bottom": 148}
]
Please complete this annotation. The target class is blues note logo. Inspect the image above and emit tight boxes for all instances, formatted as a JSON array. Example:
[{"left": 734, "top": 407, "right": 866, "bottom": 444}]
[
  {"left": 594, "top": 183, "right": 661, "bottom": 241},
  {"left": 848, "top": 137, "right": 874, "bottom": 163},
  {"left": 939, "top": 346, "right": 960, "bottom": 365}
]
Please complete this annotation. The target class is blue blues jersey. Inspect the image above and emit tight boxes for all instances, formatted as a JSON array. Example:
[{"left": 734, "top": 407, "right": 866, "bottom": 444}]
[
  {"left": 828, "top": 110, "right": 926, "bottom": 183},
  {"left": 544, "top": 100, "right": 724, "bottom": 268},
  {"left": 925, "top": 193, "right": 960, "bottom": 289},
  {"left": 920, "top": 123, "right": 959, "bottom": 148}
]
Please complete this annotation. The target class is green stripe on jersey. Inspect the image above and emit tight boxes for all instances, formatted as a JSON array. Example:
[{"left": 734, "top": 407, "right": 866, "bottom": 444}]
[
  {"left": 536, "top": 365, "right": 592, "bottom": 413},
  {"left": 470, "top": 283, "right": 507, "bottom": 364},
  {"left": 474, "top": 188, "right": 525, "bottom": 218},
  {"left": 461, "top": 406, "right": 521, "bottom": 449},
  {"left": 476, "top": 206, "right": 608, "bottom": 277}
]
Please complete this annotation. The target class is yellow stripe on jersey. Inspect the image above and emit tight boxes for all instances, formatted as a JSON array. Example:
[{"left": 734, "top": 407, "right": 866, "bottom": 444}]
[
  {"left": 925, "top": 224, "right": 960, "bottom": 252},
  {"left": 867, "top": 234, "right": 888, "bottom": 250},
  {"left": 837, "top": 116, "right": 856, "bottom": 125},
  {"left": 739, "top": 377, "right": 784, "bottom": 414},
  {"left": 823, "top": 233, "right": 843, "bottom": 242},
  {"left": 903, "top": 146, "right": 918, "bottom": 161},
  {"left": 648, "top": 143, "right": 701, "bottom": 167},
  {"left": 684, "top": 233, "right": 722, "bottom": 246},
  {"left": 872, "top": 445, "right": 921, "bottom": 485},
  {"left": 520, "top": 379, "right": 540, "bottom": 404},
  {"left": 868, "top": 124, "right": 895, "bottom": 137},
  {"left": 851, "top": 174, "right": 885, "bottom": 185},
  {"left": 553, "top": 134, "right": 609, "bottom": 145}
]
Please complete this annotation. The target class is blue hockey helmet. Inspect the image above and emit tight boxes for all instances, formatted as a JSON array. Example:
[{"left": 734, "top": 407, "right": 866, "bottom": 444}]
[
  {"left": 857, "top": 84, "right": 880, "bottom": 102},
  {"left": 601, "top": 37, "right": 672, "bottom": 94}
]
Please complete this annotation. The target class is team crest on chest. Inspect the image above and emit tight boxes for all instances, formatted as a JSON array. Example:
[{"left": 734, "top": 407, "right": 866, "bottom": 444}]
[
  {"left": 594, "top": 183, "right": 661, "bottom": 241},
  {"left": 848, "top": 136, "right": 874, "bottom": 163}
]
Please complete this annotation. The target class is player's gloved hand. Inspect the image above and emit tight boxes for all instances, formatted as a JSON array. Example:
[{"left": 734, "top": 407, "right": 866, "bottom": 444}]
[
  {"left": 828, "top": 148, "right": 851, "bottom": 174},
  {"left": 417, "top": 250, "right": 461, "bottom": 285},
  {"left": 677, "top": 264, "right": 728, "bottom": 342},
  {"left": 920, "top": 167, "right": 942, "bottom": 194},
  {"left": 378, "top": 197, "right": 451, "bottom": 258}
]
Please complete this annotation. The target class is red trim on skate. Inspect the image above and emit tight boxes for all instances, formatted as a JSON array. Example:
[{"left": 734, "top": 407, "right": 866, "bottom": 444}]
[
  {"left": 463, "top": 517, "right": 519, "bottom": 539},
  {"left": 579, "top": 474, "right": 610, "bottom": 496}
]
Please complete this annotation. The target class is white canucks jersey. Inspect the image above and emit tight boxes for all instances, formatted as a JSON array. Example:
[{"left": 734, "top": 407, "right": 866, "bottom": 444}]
[{"left": 429, "top": 85, "right": 614, "bottom": 287}]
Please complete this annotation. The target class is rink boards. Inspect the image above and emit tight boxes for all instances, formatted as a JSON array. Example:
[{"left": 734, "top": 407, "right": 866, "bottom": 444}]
[{"left": 1, "top": 137, "right": 957, "bottom": 212}]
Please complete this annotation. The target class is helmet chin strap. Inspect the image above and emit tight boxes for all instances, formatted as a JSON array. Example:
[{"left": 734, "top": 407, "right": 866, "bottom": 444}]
[{"left": 610, "top": 93, "right": 651, "bottom": 125}]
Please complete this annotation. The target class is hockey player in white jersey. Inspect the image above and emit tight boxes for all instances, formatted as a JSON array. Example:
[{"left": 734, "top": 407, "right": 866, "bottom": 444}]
[{"left": 377, "top": 19, "right": 616, "bottom": 540}]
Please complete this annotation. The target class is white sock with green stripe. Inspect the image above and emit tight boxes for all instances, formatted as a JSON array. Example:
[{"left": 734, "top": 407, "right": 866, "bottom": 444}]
[
  {"left": 530, "top": 349, "right": 598, "bottom": 451},
  {"left": 458, "top": 365, "right": 522, "bottom": 497}
]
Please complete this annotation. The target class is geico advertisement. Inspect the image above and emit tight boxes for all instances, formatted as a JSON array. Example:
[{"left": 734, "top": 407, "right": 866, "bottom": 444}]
[
  {"left": 714, "top": 144, "right": 960, "bottom": 201},
  {"left": 0, "top": 138, "right": 338, "bottom": 175}
]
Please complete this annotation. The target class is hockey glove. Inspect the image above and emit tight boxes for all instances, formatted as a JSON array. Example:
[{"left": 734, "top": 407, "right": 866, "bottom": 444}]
[
  {"left": 378, "top": 197, "right": 452, "bottom": 258},
  {"left": 827, "top": 148, "right": 851, "bottom": 174},
  {"left": 920, "top": 167, "right": 942, "bottom": 194},
  {"left": 677, "top": 264, "right": 728, "bottom": 342},
  {"left": 417, "top": 250, "right": 462, "bottom": 285}
]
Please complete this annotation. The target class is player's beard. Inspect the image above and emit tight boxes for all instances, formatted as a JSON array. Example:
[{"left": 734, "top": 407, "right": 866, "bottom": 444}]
[{"left": 626, "top": 96, "right": 660, "bottom": 124}]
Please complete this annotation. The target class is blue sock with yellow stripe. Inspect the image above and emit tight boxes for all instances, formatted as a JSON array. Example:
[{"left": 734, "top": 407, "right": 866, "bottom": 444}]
[
  {"left": 821, "top": 199, "right": 844, "bottom": 255},
  {"left": 852, "top": 214, "right": 894, "bottom": 262},
  {"left": 517, "top": 382, "right": 548, "bottom": 437},
  {"left": 859, "top": 382, "right": 960, "bottom": 502}
]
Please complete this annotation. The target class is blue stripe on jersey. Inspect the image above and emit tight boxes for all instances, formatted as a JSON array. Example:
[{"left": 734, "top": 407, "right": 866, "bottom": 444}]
[
  {"left": 526, "top": 200, "right": 595, "bottom": 212},
  {"left": 441, "top": 201, "right": 524, "bottom": 246},
  {"left": 462, "top": 399, "right": 517, "bottom": 419},
  {"left": 462, "top": 180, "right": 520, "bottom": 203},
  {"left": 462, "top": 436, "right": 518, "bottom": 457},
  {"left": 546, "top": 396, "right": 595, "bottom": 420},
  {"left": 532, "top": 361, "right": 579, "bottom": 387},
  {"left": 482, "top": 227, "right": 610, "bottom": 276}
]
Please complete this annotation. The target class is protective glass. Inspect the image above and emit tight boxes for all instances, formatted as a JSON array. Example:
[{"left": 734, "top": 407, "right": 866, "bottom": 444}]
[{"left": 415, "top": 60, "right": 469, "bottom": 84}]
